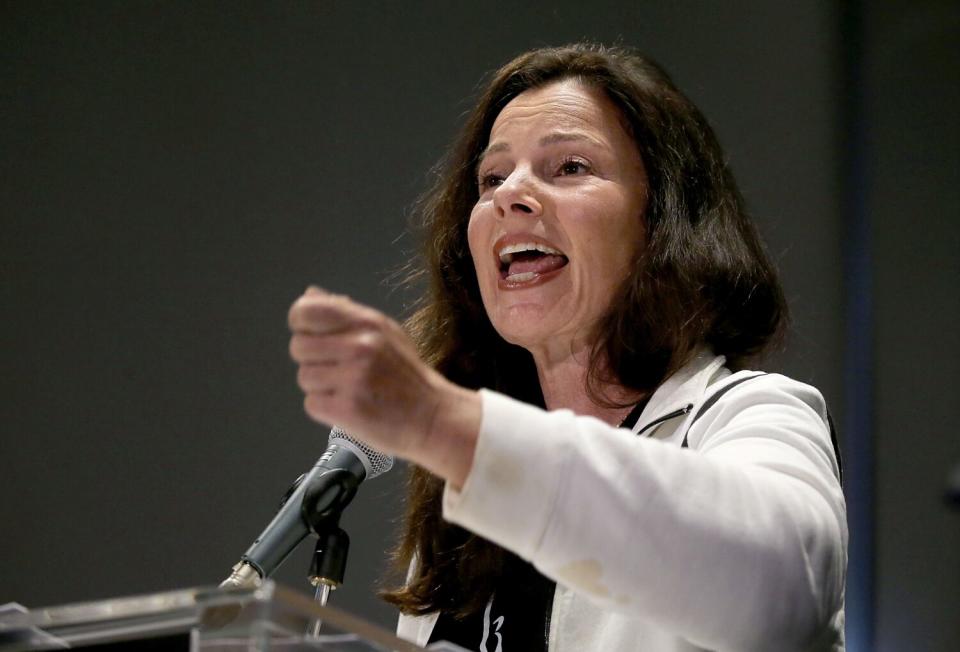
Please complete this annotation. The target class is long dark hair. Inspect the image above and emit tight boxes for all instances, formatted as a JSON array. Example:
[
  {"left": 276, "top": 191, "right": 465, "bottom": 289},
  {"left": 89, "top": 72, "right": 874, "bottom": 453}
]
[{"left": 382, "top": 43, "right": 788, "bottom": 618}]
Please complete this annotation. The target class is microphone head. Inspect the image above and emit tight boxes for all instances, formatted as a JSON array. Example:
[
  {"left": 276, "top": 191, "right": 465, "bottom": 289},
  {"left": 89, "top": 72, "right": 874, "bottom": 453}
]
[{"left": 329, "top": 427, "right": 394, "bottom": 479}]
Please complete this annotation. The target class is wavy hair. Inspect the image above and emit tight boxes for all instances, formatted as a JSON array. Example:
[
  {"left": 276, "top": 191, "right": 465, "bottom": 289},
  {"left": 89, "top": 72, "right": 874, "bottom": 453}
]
[{"left": 382, "top": 43, "right": 787, "bottom": 618}]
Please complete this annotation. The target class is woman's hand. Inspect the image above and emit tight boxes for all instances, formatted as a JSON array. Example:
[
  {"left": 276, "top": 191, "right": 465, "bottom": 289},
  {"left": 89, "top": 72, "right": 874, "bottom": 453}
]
[{"left": 288, "top": 286, "right": 481, "bottom": 488}]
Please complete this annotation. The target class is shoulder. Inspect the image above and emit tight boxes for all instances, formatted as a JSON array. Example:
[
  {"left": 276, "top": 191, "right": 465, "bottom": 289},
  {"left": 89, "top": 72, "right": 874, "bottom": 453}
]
[
  {"left": 695, "top": 371, "right": 829, "bottom": 424},
  {"left": 683, "top": 370, "right": 841, "bottom": 482}
]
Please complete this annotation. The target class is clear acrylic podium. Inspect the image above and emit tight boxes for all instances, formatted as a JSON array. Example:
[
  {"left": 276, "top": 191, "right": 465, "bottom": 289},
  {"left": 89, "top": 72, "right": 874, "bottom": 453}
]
[{"left": 0, "top": 581, "right": 436, "bottom": 651}]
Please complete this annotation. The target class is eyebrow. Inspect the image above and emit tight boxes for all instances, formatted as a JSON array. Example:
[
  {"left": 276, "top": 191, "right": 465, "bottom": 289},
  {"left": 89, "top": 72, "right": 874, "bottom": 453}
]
[{"left": 477, "top": 131, "right": 603, "bottom": 165}]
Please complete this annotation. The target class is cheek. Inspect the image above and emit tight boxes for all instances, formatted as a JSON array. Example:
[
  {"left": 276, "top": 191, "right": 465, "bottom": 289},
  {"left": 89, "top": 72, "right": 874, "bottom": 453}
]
[
  {"left": 607, "top": 217, "right": 643, "bottom": 269},
  {"left": 570, "top": 204, "right": 644, "bottom": 292},
  {"left": 466, "top": 208, "right": 492, "bottom": 276}
]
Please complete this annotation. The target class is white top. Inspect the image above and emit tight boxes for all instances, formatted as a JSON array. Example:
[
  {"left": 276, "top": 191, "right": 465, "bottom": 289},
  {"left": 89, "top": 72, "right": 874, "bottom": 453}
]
[{"left": 398, "top": 352, "right": 846, "bottom": 651}]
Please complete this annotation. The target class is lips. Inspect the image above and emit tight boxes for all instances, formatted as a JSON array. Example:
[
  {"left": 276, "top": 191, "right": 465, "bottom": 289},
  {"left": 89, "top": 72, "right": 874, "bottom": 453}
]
[{"left": 494, "top": 235, "right": 569, "bottom": 286}]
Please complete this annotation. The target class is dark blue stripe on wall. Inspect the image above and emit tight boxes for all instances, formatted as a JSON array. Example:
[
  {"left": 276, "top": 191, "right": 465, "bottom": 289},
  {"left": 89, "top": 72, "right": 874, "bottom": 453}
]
[{"left": 839, "top": 1, "right": 874, "bottom": 650}]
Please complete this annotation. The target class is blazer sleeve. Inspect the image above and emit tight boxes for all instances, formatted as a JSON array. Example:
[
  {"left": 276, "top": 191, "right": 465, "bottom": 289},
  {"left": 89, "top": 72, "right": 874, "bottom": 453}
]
[{"left": 441, "top": 374, "right": 847, "bottom": 651}]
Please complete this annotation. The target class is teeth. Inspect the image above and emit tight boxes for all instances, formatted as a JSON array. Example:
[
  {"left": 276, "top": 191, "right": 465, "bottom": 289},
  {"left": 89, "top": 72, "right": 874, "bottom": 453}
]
[
  {"left": 498, "top": 242, "right": 564, "bottom": 264},
  {"left": 505, "top": 271, "right": 537, "bottom": 282}
]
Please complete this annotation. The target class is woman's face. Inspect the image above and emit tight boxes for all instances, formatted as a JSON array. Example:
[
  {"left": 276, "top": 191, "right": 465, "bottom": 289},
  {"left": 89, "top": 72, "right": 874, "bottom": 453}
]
[{"left": 467, "top": 79, "right": 648, "bottom": 359}]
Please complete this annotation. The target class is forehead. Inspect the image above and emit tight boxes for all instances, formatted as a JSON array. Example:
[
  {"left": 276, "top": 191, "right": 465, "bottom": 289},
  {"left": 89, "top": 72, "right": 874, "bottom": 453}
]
[{"left": 488, "top": 79, "right": 630, "bottom": 143}]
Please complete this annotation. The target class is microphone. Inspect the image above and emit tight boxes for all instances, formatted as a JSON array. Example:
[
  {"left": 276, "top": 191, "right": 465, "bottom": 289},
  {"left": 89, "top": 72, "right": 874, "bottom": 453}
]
[{"left": 220, "top": 427, "right": 393, "bottom": 590}]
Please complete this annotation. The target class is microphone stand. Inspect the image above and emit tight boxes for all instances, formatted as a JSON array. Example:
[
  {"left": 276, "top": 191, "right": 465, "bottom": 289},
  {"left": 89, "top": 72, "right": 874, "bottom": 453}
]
[
  {"left": 301, "top": 470, "right": 356, "bottom": 636},
  {"left": 220, "top": 465, "right": 360, "bottom": 636},
  {"left": 305, "top": 520, "right": 349, "bottom": 636}
]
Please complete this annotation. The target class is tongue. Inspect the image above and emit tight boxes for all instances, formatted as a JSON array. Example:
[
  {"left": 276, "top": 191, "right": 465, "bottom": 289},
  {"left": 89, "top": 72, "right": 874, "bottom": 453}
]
[{"left": 507, "top": 252, "right": 568, "bottom": 276}]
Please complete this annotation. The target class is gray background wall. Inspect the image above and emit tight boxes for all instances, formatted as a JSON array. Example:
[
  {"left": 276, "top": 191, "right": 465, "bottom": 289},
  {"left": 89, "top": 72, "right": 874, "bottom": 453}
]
[
  {"left": 868, "top": 2, "right": 959, "bottom": 650},
  {"left": 1, "top": 2, "right": 956, "bottom": 650}
]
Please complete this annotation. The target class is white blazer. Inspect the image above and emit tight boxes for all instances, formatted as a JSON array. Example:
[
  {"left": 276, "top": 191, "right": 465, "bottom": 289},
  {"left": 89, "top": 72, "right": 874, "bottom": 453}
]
[{"left": 398, "top": 352, "right": 846, "bottom": 651}]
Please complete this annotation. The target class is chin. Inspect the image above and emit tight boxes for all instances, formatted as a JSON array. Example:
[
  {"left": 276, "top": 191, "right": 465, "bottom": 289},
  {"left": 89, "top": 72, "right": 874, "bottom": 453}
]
[{"left": 490, "top": 306, "right": 564, "bottom": 349}]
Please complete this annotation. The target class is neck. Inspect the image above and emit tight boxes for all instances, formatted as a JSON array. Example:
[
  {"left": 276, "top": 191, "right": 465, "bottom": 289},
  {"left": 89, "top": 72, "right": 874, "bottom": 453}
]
[{"left": 531, "top": 346, "right": 641, "bottom": 426}]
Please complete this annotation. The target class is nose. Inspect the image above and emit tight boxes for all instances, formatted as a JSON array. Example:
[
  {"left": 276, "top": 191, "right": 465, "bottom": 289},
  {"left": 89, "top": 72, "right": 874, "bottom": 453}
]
[{"left": 492, "top": 168, "right": 543, "bottom": 219}]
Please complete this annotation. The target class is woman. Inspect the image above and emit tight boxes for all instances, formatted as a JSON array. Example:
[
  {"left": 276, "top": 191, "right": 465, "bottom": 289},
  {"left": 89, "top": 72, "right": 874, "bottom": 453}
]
[{"left": 288, "top": 44, "right": 846, "bottom": 651}]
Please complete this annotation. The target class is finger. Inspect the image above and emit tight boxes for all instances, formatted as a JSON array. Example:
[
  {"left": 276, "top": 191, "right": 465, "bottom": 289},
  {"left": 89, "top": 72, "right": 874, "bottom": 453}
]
[
  {"left": 288, "top": 292, "right": 384, "bottom": 335},
  {"left": 296, "top": 341, "right": 371, "bottom": 390},
  {"left": 288, "top": 293, "right": 352, "bottom": 334},
  {"left": 289, "top": 332, "right": 344, "bottom": 364},
  {"left": 297, "top": 363, "right": 340, "bottom": 393},
  {"left": 303, "top": 390, "right": 346, "bottom": 427},
  {"left": 289, "top": 330, "right": 384, "bottom": 364},
  {"left": 303, "top": 391, "right": 332, "bottom": 425}
]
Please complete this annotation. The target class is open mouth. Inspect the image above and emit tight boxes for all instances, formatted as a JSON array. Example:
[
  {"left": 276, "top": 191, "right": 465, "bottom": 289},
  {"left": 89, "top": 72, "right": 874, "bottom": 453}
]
[{"left": 497, "top": 242, "right": 569, "bottom": 283}]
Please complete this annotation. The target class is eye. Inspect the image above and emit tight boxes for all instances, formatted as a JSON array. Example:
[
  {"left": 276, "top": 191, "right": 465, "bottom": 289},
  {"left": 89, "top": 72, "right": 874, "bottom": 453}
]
[
  {"left": 478, "top": 172, "right": 505, "bottom": 190},
  {"left": 557, "top": 157, "right": 590, "bottom": 176}
]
